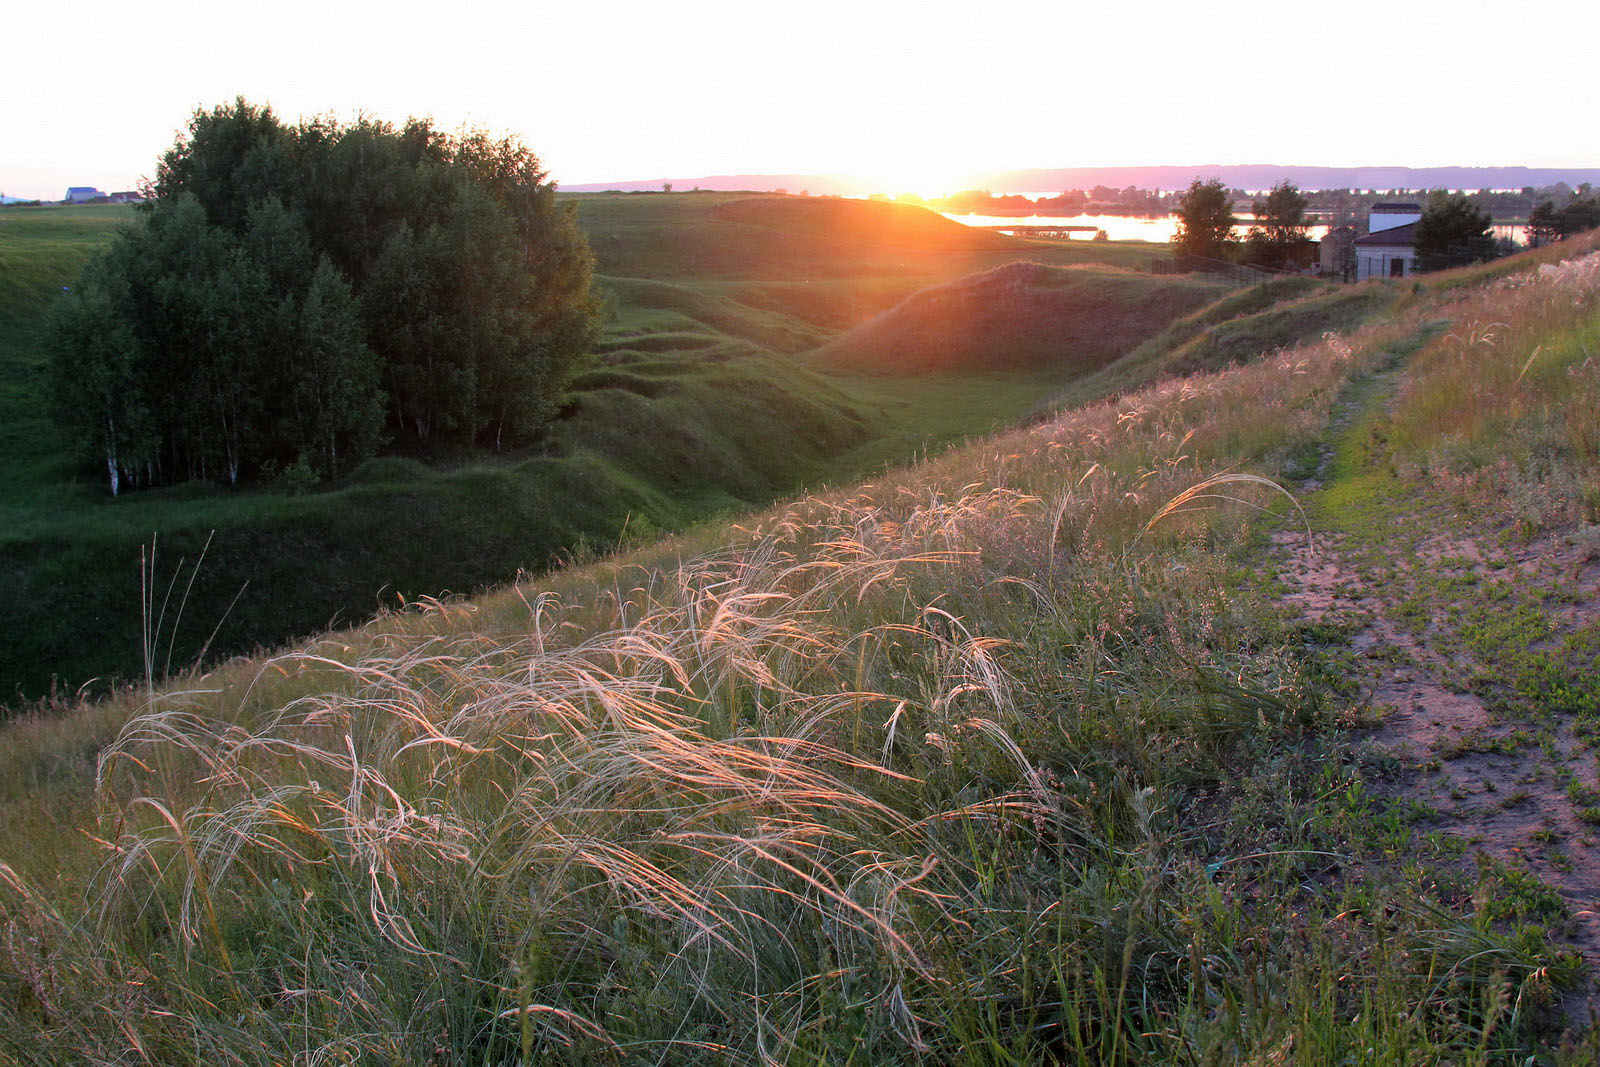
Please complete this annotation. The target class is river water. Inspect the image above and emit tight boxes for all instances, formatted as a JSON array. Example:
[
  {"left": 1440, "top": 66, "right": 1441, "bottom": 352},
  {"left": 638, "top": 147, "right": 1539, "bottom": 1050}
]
[
  {"left": 942, "top": 212, "right": 1329, "bottom": 243},
  {"left": 942, "top": 212, "right": 1528, "bottom": 245}
]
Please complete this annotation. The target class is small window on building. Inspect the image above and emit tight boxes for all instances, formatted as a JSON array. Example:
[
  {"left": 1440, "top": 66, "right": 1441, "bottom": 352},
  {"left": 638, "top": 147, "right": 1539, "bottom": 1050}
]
[{"left": 1389, "top": 259, "right": 1405, "bottom": 278}]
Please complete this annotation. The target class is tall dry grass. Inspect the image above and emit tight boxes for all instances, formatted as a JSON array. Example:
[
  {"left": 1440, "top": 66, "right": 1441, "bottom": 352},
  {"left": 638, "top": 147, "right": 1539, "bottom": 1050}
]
[
  {"left": 2, "top": 262, "right": 1589, "bottom": 1062},
  {"left": 1391, "top": 235, "right": 1600, "bottom": 531}
]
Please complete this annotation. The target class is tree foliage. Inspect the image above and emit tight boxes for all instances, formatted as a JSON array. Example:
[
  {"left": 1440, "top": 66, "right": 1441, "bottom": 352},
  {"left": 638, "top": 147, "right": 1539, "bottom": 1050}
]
[
  {"left": 1172, "top": 179, "right": 1237, "bottom": 263},
  {"left": 1528, "top": 196, "right": 1600, "bottom": 245},
  {"left": 48, "top": 99, "right": 599, "bottom": 493},
  {"left": 1412, "top": 191, "right": 1498, "bottom": 272},
  {"left": 1242, "top": 180, "right": 1314, "bottom": 270}
]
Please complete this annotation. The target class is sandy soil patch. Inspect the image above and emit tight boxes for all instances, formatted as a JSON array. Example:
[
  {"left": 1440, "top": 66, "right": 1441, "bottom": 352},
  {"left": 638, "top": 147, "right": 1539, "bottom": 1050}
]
[{"left": 1274, "top": 519, "right": 1600, "bottom": 1011}]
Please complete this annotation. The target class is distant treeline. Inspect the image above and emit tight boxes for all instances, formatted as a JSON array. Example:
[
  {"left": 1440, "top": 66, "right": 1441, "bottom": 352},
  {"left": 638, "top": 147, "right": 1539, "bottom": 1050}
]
[{"left": 899, "top": 187, "right": 1168, "bottom": 217}]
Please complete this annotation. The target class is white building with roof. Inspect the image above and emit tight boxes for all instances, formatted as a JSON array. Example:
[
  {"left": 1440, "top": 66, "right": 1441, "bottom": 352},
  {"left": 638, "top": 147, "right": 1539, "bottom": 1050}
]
[{"left": 1353, "top": 202, "right": 1422, "bottom": 279}]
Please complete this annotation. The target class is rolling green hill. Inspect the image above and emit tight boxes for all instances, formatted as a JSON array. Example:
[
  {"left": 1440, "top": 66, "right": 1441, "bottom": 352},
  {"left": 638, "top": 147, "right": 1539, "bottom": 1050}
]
[
  {"left": 813, "top": 261, "right": 1228, "bottom": 374},
  {"left": 0, "top": 194, "right": 1340, "bottom": 706},
  {"left": 1037, "top": 275, "right": 1404, "bottom": 414}
]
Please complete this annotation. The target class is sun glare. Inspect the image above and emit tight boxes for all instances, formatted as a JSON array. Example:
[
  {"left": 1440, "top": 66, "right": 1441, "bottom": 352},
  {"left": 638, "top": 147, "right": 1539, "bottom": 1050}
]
[{"left": 853, "top": 161, "right": 987, "bottom": 201}]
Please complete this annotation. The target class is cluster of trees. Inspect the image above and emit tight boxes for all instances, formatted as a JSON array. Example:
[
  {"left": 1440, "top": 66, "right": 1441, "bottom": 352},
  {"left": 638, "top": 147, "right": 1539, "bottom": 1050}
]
[
  {"left": 1243, "top": 182, "right": 1315, "bottom": 269},
  {"left": 1171, "top": 179, "right": 1313, "bottom": 269},
  {"left": 1412, "top": 191, "right": 1498, "bottom": 272},
  {"left": 1173, "top": 181, "right": 1533, "bottom": 276},
  {"left": 1529, "top": 195, "right": 1600, "bottom": 245},
  {"left": 1171, "top": 179, "right": 1237, "bottom": 262},
  {"left": 48, "top": 99, "right": 599, "bottom": 495},
  {"left": 1441, "top": 183, "right": 1593, "bottom": 221}
]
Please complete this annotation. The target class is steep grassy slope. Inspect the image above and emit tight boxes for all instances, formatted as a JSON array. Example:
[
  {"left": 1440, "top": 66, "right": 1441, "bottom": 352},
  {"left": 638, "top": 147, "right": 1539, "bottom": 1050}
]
[
  {"left": 5, "top": 237, "right": 1598, "bottom": 1061},
  {"left": 711, "top": 194, "right": 1019, "bottom": 252}
]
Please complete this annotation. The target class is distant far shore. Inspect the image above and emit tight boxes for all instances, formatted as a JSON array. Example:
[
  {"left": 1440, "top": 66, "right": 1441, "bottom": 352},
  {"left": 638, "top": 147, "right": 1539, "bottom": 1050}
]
[{"left": 562, "top": 164, "right": 1600, "bottom": 199}]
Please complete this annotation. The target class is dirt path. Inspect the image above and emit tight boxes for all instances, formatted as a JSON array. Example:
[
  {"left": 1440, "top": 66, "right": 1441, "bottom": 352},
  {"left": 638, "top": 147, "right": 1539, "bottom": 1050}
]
[{"left": 1272, "top": 381, "right": 1600, "bottom": 1014}]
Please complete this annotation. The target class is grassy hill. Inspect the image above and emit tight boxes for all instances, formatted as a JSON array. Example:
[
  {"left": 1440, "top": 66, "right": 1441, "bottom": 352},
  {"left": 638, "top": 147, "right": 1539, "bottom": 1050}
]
[
  {"left": 3, "top": 233, "right": 1598, "bottom": 1060},
  {"left": 813, "top": 261, "right": 1227, "bottom": 374},
  {"left": 1037, "top": 275, "right": 1404, "bottom": 415},
  {"left": 0, "top": 205, "right": 135, "bottom": 517},
  {"left": 0, "top": 194, "right": 1377, "bottom": 710},
  {"left": 575, "top": 190, "right": 1144, "bottom": 280}
]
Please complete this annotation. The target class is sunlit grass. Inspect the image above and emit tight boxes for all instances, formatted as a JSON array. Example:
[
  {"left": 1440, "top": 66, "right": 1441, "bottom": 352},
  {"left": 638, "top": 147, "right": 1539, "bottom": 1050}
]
[
  {"left": 5, "top": 237, "right": 1600, "bottom": 1061},
  {"left": 1389, "top": 232, "right": 1600, "bottom": 530}
]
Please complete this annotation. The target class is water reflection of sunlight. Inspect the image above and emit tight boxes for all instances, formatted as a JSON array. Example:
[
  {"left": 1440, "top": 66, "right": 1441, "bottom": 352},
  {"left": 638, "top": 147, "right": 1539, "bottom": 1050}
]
[
  {"left": 945, "top": 212, "right": 1529, "bottom": 246},
  {"left": 942, "top": 212, "right": 1338, "bottom": 243},
  {"left": 942, "top": 212, "right": 1177, "bottom": 242}
]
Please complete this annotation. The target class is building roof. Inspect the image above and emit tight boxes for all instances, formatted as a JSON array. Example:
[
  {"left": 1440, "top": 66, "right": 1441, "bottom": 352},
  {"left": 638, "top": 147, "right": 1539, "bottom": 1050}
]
[
  {"left": 1354, "top": 222, "right": 1417, "bottom": 247},
  {"left": 1371, "top": 202, "right": 1422, "bottom": 213}
]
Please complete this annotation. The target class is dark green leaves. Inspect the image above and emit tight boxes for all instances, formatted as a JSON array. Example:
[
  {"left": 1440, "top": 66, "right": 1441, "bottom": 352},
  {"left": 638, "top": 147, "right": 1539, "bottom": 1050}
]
[
  {"left": 1413, "top": 192, "right": 1498, "bottom": 273},
  {"left": 1172, "top": 179, "right": 1236, "bottom": 263},
  {"left": 47, "top": 99, "right": 598, "bottom": 494},
  {"left": 1243, "top": 181, "right": 1314, "bottom": 271}
]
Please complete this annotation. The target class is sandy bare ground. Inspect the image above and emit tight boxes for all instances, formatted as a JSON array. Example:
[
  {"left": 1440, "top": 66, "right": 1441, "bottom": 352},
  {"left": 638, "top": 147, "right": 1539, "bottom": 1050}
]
[{"left": 1273, "top": 505, "right": 1600, "bottom": 1012}]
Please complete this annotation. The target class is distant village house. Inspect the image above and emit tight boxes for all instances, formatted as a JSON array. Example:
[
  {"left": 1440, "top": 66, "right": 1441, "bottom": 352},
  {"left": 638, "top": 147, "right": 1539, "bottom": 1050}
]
[
  {"left": 1351, "top": 202, "right": 1422, "bottom": 279},
  {"left": 59, "top": 187, "right": 142, "bottom": 205}
]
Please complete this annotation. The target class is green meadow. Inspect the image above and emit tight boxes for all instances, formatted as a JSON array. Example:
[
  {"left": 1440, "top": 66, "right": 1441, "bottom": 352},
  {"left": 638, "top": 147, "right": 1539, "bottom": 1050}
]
[{"left": 0, "top": 193, "right": 1267, "bottom": 706}]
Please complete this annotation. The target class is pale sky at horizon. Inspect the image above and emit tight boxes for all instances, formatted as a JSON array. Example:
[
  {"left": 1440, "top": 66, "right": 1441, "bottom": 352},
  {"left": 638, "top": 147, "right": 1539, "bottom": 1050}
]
[{"left": 5, "top": 0, "right": 1599, "bottom": 201}]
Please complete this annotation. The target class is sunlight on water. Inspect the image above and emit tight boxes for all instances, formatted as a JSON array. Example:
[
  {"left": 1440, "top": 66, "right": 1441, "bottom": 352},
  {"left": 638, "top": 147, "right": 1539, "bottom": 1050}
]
[
  {"left": 942, "top": 212, "right": 1340, "bottom": 243},
  {"left": 942, "top": 213, "right": 1176, "bottom": 241},
  {"left": 946, "top": 211, "right": 1530, "bottom": 246}
]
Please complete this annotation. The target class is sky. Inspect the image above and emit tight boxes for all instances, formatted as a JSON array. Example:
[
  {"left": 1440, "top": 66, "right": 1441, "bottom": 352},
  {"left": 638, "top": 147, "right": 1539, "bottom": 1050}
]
[{"left": 6, "top": 0, "right": 1600, "bottom": 202}]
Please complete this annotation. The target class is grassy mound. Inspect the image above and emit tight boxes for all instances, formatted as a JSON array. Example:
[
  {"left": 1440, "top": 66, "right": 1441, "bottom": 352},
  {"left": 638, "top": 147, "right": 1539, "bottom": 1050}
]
[
  {"left": 814, "top": 261, "right": 1228, "bottom": 374},
  {"left": 596, "top": 275, "right": 831, "bottom": 354},
  {"left": 1032, "top": 276, "right": 1401, "bottom": 416},
  {"left": 573, "top": 191, "right": 1144, "bottom": 282},
  {"left": 1157, "top": 285, "right": 1399, "bottom": 376},
  {"left": 550, "top": 352, "right": 874, "bottom": 504}
]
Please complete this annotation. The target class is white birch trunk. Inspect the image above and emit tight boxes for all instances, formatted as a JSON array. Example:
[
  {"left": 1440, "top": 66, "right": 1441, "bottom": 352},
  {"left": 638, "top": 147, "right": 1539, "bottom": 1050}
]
[{"left": 104, "top": 413, "right": 119, "bottom": 497}]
